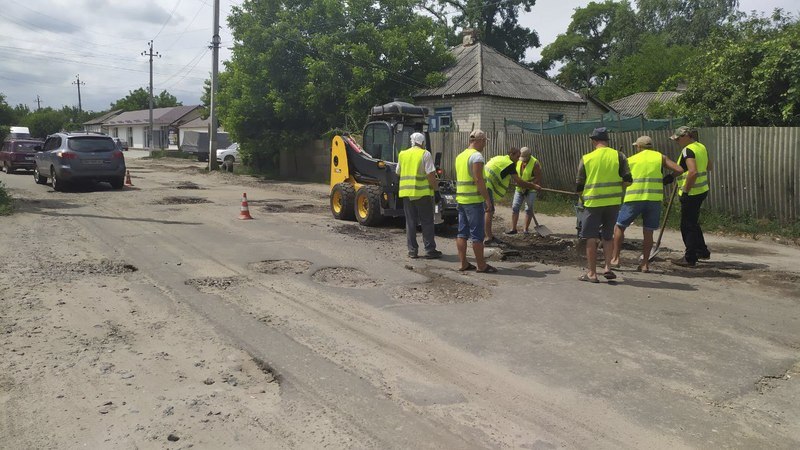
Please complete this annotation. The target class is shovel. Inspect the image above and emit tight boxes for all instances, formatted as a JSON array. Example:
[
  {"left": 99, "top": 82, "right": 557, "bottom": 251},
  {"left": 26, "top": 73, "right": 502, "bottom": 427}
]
[
  {"left": 540, "top": 187, "right": 580, "bottom": 196},
  {"left": 531, "top": 211, "right": 552, "bottom": 237},
  {"left": 641, "top": 183, "right": 679, "bottom": 262}
]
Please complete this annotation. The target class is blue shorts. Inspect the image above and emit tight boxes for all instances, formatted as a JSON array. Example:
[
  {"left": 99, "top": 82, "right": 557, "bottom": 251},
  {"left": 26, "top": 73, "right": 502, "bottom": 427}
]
[
  {"left": 457, "top": 203, "right": 485, "bottom": 242},
  {"left": 511, "top": 190, "right": 536, "bottom": 215},
  {"left": 616, "top": 201, "right": 662, "bottom": 231}
]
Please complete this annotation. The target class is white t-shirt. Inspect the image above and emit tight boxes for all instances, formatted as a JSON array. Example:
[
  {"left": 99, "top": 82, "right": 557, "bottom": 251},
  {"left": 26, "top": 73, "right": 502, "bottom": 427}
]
[
  {"left": 395, "top": 150, "right": 435, "bottom": 175},
  {"left": 466, "top": 151, "right": 485, "bottom": 178}
]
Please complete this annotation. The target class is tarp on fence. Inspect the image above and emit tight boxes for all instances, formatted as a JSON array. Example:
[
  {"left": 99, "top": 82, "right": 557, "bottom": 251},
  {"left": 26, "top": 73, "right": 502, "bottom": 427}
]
[{"left": 505, "top": 113, "right": 687, "bottom": 135}]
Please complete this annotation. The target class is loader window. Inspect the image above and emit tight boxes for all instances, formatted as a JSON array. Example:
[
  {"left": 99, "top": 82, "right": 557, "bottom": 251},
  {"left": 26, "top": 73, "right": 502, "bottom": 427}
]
[{"left": 363, "top": 122, "right": 393, "bottom": 161}]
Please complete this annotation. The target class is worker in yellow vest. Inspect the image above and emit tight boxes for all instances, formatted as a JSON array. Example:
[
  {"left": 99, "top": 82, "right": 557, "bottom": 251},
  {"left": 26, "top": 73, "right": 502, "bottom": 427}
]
[
  {"left": 575, "top": 127, "right": 632, "bottom": 283},
  {"left": 482, "top": 147, "right": 540, "bottom": 246},
  {"left": 670, "top": 126, "right": 713, "bottom": 267},
  {"left": 454, "top": 129, "right": 496, "bottom": 273},
  {"left": 610, "top": 135, "right": 683, "bottom": 272},
  {"left": 506, "top": 147, "right": 543, "bottom": 235},
  {"left": 396, "top": 132, "right": 442, "bottom": 259}
]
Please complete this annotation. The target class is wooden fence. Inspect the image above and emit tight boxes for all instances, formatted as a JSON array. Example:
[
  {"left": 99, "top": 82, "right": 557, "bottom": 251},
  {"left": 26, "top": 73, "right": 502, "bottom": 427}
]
[{"left": 429, "top": 128, "right": 799, "bottom": 221}]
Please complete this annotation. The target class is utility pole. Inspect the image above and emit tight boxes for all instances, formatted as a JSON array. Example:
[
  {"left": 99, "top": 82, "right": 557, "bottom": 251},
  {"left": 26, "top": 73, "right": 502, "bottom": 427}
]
[
  {"left": 141, "top": 41, "right": 161, "bottom": 150},
  {"left": 72, "top": 75, "right": 85, "bottom": 112},
  {"left": 35, "top": 95, "right": 41, "bottom": 111},
  {"left": 208, "top": 0, "right": 220, "bottom": 170}
]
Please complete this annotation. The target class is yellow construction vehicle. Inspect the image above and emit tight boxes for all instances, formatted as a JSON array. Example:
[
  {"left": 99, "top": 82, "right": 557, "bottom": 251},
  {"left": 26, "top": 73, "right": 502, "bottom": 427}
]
[{"left": 329, "top": 101, "right": 457, "bottom": 226}]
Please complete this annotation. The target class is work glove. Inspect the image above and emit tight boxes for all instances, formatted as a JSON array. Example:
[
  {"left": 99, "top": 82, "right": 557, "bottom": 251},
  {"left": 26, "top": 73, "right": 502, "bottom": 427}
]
[{"left": 662, "top": 174, "right": 675, "bottom": 185}]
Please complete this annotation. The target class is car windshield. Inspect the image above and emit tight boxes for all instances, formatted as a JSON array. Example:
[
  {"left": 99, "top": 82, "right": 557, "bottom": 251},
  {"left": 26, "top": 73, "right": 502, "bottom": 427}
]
[
  {"left": 67, "top": 137, "right": 116, "bottom": 153},
  {"left": 14, "top": 142, "right": 38, "bottom": 153}
]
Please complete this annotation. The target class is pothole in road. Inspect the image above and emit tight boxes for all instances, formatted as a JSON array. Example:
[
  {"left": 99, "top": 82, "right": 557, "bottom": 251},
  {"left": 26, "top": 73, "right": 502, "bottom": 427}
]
[
  {"left": 254, "top": 201, "right": 325, "bottom": 214},
  {"left": 174, "top": 182, "right": 204, "bottom": 190},
  {"left": 311, "top": 267, "right": 380, "bottom": 289},
  {"left": 185, "top": 276, "right": 244, "bottom": 290},
  {"left": 497, "top": 235, "right": 579, "bottom": 266},
  {"left": 60, "top": 259, "right": 138, "bottom": 276},
  {"left": 390, "top": 267, "right": 491, "bottom": 304},
  {"left": 330, "top": 223, "right": 400, "bottom": 241},
  {"left": 154, "top": 196, "right": 212, "bottom": 205},
  {"left": 249, "top": 259, "right": 312, "bottom": 275}
]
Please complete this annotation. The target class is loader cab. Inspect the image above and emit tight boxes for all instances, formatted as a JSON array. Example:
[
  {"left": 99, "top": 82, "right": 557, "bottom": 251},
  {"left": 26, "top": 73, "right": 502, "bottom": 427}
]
[{"left": 362, "top": 101, "right": 430, "bottom": 163}]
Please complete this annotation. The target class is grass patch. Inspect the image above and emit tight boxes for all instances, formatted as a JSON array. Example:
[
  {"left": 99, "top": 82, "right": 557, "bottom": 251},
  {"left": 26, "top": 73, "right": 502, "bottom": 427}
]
[
  {"left": 0, "top": 181, "right": 13, "bottom": 215},
  {"left": 498, "top": 191, "right": 800, "bottom": 240}
]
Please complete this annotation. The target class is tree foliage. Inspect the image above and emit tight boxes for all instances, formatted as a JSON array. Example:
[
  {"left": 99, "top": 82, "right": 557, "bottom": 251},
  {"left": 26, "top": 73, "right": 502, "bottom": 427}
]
[
  {"left": 110, "top": 88, "right": 182, "bottom": 111},
  {"left": 422, "top": 0, "right": 539, "bottom": 62},
  {"left": 672, "top": 12, "right": 800, "bottom": 126},
  {"left": 636, "top": 0, "right": 739, "bottom": 45},
  {"left": 220, "top": 0, "right": 453, "bottom": 170}
]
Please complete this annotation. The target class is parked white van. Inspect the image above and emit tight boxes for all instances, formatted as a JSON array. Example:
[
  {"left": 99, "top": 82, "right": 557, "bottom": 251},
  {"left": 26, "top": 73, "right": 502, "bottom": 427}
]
[{"left": 9, "top": 126, "right": 31, "bottom": 139}]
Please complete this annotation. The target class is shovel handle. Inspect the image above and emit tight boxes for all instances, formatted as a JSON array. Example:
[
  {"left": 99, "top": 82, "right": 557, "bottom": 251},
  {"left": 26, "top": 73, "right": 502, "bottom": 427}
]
[
  {"left": 644, "top": 183, "right": 679, "bottom": 262},
  {"left": 540, "top": 187, "right": 580, "bottom": 196}
]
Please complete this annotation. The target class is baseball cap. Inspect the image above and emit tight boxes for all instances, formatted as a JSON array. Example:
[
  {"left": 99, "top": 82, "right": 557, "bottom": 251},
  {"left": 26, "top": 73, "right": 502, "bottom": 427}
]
[
  {"left": 469, "top": 129, "right": 487, "bottom": 141},
  {"left": 410, "top": 132, "right": 425, "bottom": 146},
  {"left": 589, "top": 127, "right": 609, "bottom": 141},
  {"left": 632, "top": 135, "right": 653, "bottom": 148},
  {"left": 670, "top": 126, "right": 696, "bottom": 140},
  {"left": 520, "top": 146, "right": 531, "bottom": 160}
]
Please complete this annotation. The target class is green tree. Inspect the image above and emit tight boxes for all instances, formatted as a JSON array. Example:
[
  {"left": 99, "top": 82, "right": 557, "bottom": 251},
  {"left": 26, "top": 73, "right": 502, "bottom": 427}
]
[
  {"left": 674, "top": 12, "right": 800, "bottom": 126},
  {"left": 422, "top": 0, "right": 539, "bottom": 62},
  {"left": 21, "top": 108, "right": 67, "bottom": 138},
  {"left": 0, "top": 93, "right": 14, "bottom": 126},
  {"left": 537, "top": 0, "right": 639, "bottom": 92},
  {"left": 110, "top": 88, "right": 182, "bottom": 111},
  {"left": 221, "top": 0, "right": 453, "bottom": 170},
  {"left": 636, "top": 0, "right": 739, "bottom": 45}
]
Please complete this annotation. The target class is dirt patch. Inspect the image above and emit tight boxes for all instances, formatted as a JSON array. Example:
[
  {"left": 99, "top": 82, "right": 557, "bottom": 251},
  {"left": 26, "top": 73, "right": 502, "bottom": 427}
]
[
  {"left": 311, "top": 267, "right": 380, "bottom": 289},
  {"left": 249, "top": 259, "right": 312, "bottom": 275},
  {"left": 174, "top": 182, "right": 204, "bottom": 190},
  {"left": 496, "top": 234, "right": 580, "bottom": 266},
  {"left": 185, "top": 276, "right": 244, "bottom": 290},
  {"left": 154, "top": 196, "right": 212, "bottom": 205},
  {"left": 330, "top": 223, "right": 399, "bottom": 242},
  {"left": 247, "top": 198, "right": 325, "bottom": 214},
  {"left": 25, "top": 259, "right": 138, "bottom": 279},
  {"left": 390, "top": 267, "right": 491, "bottom": 304}
]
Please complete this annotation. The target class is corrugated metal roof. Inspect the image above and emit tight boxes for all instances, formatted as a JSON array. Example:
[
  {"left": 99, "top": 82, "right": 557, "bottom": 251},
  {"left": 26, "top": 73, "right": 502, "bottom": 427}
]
[
  {"left": 82, "top": 109, "right": 123, "bottom": 125},
  {"left": 610, "top": 92, "right": 682, "bottom": 117},
  {"left": 415, "top": 42, "right": 583, "bottom": 104},
  {"left": 105, "top": 105, "right": 201, "bottom": 126}
]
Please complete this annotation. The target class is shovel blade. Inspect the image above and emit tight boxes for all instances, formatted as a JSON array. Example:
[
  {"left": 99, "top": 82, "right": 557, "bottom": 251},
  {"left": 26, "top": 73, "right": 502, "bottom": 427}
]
[
  {"left": 639, "top": 245, "right": 662, "bottom": 262},
  {"left": 534, "top": 224, "right": 552, "bottom": 237}
]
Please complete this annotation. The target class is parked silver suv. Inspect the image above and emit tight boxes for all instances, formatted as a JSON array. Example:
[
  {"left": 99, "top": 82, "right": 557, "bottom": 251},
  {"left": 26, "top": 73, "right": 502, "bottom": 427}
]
[{"left": 33, "top": 132, "right": 126, "bottom": 191}]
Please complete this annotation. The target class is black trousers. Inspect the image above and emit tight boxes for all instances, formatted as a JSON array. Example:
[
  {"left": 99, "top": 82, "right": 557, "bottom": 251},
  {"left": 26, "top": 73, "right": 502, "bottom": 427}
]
[{"left": 679, "top": 191, "right": 710, "bottom": 263}]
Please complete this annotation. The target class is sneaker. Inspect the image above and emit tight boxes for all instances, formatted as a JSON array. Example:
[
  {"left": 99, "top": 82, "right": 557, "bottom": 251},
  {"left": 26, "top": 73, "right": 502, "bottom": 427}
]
[
  {"left": 698, "top": 251, "right": 711, "bottom": 260},
  {"left": 522, "top": 230, "right": 531, "bottom": 235},
  {"left": 484, "top": 237, "right": 501, "bottom": 247},
  {"left": 424, "top": 250, "right": 443, "bottom": 259},
  {"left": 504, "top": 229, "right": 518, "bottom": 235},
  {"left": 671, "top": 257, "right": 696, "bottom": 267},
  {"left": 408, "top": 251, "right": 419, "bottom": 259}
]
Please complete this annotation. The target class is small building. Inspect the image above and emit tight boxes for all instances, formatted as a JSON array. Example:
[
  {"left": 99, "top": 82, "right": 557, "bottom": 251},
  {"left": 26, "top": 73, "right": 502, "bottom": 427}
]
[
  {"left": 82, "top": 110, "right": 123, "bottom": 134},
  {"left": 177, "top": 116, "right": 224, "bottom": 147},
  {"left": 610, "top": 91, "right": 683, "bottom": 118},
  {"left": 102, "top": 105, "right": 203, "bottom": 150},
  {"left": 413, "top": 32, "right": 612, "bottom": 133}
]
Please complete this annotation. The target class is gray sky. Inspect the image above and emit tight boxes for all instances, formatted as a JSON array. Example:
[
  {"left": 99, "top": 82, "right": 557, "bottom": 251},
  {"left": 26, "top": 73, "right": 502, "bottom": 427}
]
[{"left": 0, "top": 0, "right": 797, "bottom": 113}]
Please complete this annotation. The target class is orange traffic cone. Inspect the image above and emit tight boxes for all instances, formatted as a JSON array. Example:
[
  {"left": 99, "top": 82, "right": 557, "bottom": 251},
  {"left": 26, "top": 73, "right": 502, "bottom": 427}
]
[
  {"left": 124, "top": 170, "right": 133, "bottom": 186},
  {"left": 238, "top": 193, "right": 253, "bottom": 220}
]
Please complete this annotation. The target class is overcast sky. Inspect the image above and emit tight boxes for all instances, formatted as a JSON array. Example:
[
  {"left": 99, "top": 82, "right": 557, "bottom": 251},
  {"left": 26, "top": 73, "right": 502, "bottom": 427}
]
[{"left": 1, "top": 0, "right": 797, "bottom": 114}]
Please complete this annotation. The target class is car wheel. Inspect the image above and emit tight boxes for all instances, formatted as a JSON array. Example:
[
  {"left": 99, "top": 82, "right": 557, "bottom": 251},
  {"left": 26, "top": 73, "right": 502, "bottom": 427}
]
[
  {"left": 110, "top": 177, "right": 124, "bottom": 189},
  {"left": 355, "top": 185, "right": 383, "bottom": 226},
  {"left": 3, "top": 162, "right": 12, "bottom": 174},
  {"left": 33, "top": 167, "right": 47, "bottom": 184},
  {"left": 224, "top": 155, "right": 235, "bottom": 163},
  {"left": 51, "top": 167, "right": 65, "bottom": 192}
]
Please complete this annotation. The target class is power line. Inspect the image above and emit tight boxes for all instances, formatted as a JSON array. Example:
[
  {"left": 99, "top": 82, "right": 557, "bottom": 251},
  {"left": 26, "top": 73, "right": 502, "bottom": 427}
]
[
  {"left": 154, "top": 0, "right": 184, "bottom": 41},
  {"left": 72, "top": 74, "right": 86, "bottom": 112}
]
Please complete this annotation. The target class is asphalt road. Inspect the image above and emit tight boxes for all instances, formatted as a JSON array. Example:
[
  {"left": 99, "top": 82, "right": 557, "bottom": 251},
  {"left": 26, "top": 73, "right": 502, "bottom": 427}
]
[{"left": 1, "top": 157, "right": 798, "bottom": 448}]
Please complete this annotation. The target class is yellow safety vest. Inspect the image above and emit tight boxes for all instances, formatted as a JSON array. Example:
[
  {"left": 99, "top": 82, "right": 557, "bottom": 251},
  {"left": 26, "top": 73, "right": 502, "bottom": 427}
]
[
  {"left": 397, "top": 146, "right": 433, "bottom": 199},
  {"left": 581, "top": 147, "right": 624, "bottom": 207},
  {"left": 624, "top": 150, "right": 663, "bottom": 202},
  {"left": 677, "top": 141, "right": 710, "bottom": 196},
  {"left": 515, "top": 157, "right": 539, "bottom": 193},
  {"left": 484, "top": 155, "right": 515, "bottom": 198},
  {"left": 455, "top": 148, "right": 483, "bottom": 205}
]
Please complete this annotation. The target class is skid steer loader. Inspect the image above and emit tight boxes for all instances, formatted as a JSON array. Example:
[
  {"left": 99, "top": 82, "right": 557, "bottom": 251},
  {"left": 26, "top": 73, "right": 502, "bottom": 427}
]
[{"left": 329, "top": 101, "right": 457, "bottom": 226}]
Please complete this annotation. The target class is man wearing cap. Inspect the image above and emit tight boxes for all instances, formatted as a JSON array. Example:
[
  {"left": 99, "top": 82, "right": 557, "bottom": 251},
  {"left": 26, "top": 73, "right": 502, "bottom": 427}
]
[
  {"left": 454, "top": 129, "right": 496, "bottom": 273},
  {"left": 575, "top": 127, "right": 632, "bottom": 283},
  {"left": 610, "top": 135, "right": 683, "bottom": 272},
  {"left": 670, "top": 126, "right": 713, "bottom": 267},
  {"left": 396, "top": 132, "right": 442, "bottom": 259},
  {"left": 483, "top": 147, "right": 541, "bottom": 245},
  {"left": 506, "top": 146, "right": 543, "bottom": 235}
]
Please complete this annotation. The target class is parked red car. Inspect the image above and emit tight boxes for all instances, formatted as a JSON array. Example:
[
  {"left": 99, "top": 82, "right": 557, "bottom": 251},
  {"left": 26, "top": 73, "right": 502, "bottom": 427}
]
[{"left": 1, "top": 139, "right": 41, "bottom": 173}]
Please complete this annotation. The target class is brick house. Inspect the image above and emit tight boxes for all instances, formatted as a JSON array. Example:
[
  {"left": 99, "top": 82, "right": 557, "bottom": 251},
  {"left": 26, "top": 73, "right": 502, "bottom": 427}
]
[{"left": 413, "top": 34, "right": 612, "bottom": 133}]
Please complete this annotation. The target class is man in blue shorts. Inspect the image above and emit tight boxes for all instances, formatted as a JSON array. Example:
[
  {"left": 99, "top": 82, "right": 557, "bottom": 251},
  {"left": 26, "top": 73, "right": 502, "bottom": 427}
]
[
  {"left": 610, "top": 136, "right": 683, "bottom": 272},
  {"left": 454, "top": 129, "right": 496, "bottom": 273}
]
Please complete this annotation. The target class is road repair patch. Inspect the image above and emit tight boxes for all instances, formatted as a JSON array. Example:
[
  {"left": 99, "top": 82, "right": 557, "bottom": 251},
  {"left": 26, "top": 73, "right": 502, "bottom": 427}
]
[
  {"left": 498, "top": 234, "right": 580, "bottom": 266},
  {"left": 154, "top": 196, "right": 212, "bottom": 205},
  {"left": 311, "top": 267, "right": 380, "bottom": 289},
  {"left": 185, "top": 276, "right": 244, "bottom": 291},
  {"left": 249, "top": 259, "right": 312, "bottom": 275},
  {"left": 390, "top": 267, "right": 490, "bottom": 304}
]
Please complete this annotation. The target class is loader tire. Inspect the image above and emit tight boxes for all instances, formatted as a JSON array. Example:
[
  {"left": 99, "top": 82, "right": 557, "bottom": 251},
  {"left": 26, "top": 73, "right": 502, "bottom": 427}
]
[
  {"left": 355, "top": 185, "right": 383, "bottom": 227},
  {"left": 331, "top": 182, "right": 356, "bottom": 221}
]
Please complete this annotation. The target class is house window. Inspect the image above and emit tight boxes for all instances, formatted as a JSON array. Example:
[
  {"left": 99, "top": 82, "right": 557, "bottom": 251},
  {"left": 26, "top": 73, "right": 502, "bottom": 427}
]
[
  {"left": 548, "top": 113, "right": 565, "bottom": 122},
  {"left": 434, "top": 107, "right": 452, "bottom": 131},
  {"left": 112, "top": 128, "right": 118, "bottom": 138}
]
